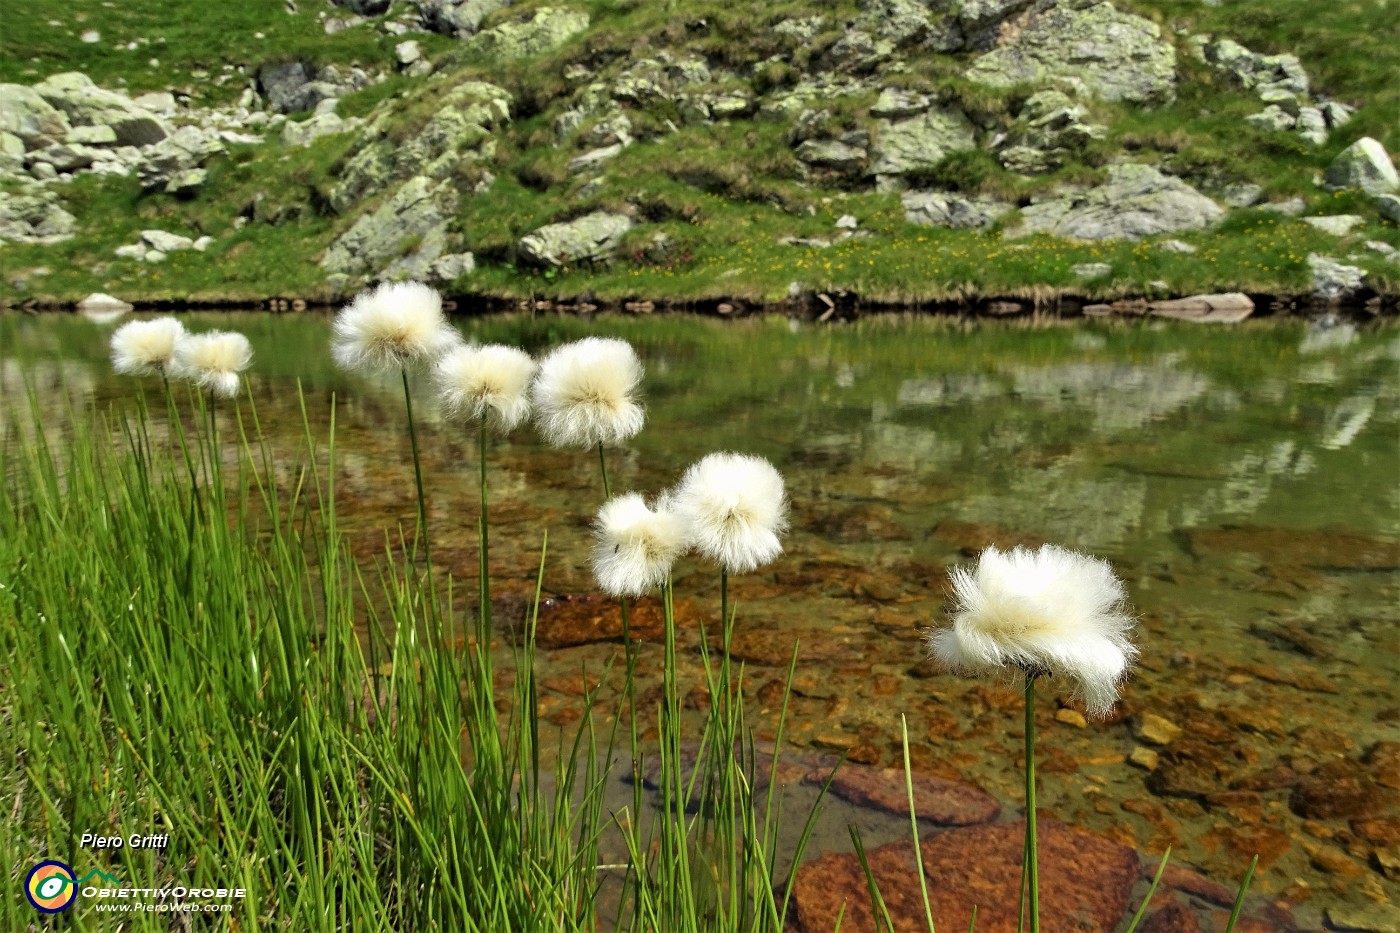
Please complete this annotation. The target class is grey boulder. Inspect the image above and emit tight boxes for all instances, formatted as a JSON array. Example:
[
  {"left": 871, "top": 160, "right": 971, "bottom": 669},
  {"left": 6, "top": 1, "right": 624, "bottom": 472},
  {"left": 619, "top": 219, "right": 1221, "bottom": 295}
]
[
  {"left": 1324, "top": 137, "right": 1399, "bottom": 196},
  {"left": 1012, "top": 163, "right": 1222, "bottom": 241},
  {"left": 964, "top": 2, "right": 1176, "bottom": 104},
  {"left": 32, "top": 73, "right": 168, "bottom": 146},
  {"left": 902, "top": 191, "right": 1011, "bottom": 230},
  {"left": 518, "top": 211, "right": 633, "bottom": 266}
]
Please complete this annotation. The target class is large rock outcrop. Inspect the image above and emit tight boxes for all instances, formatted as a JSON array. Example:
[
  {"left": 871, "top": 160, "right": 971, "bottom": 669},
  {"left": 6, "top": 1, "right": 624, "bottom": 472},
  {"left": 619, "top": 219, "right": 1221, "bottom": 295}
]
[
  {"left": 964, "top": 0, "right": 1176, "bottom": 104},
  {"left": 320, "top": 175, "right": 459, "bottom": 279},
  {"left": 327, "top": 80, "right": 510, "bottom": 213},
  {"left": 451, "top": 7, "right": 589, "bottom": 64},
  {"left": 1012, "top": 163, "right": 1222, "bottom": 240},
  {"left": 32, "top": 72, "right": 169, "bottom": 146}
]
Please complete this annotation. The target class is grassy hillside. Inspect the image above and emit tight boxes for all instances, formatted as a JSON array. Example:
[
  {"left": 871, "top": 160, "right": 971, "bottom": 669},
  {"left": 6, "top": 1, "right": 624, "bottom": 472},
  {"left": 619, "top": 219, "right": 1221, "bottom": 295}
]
[{"left": 1, "top": 0, "right": 1397, "bottom": 307}]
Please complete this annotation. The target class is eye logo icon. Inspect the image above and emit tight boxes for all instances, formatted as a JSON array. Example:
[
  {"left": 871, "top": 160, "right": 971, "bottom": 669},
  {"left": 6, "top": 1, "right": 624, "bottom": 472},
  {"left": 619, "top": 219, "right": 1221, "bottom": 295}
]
[{"left": 25, "top": 860, "right": 77, "bottom": 913}]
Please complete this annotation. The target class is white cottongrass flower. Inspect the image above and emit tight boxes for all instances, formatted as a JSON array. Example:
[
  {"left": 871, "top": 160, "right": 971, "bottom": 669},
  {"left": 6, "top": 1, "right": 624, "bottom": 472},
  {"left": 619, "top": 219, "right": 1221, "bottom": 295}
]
[
  {"left": 434, "top": 343, "right": 536, "bottom": 432},
  {"left": 170, "top": 330, "right": 253, "bottom": 398},
  {"left": 331, "top": 281, "right": 459, "bottom": 373},
  {"left": 672, "top": 452, "right": 787, "bottom": 574},
  {"left": 531, "top": 337, "right": 644, "bottom": 448},
  {"left": 592, "top": 492, "right": 689, "bottom": 597},
  {"left": 110, "top": 317, "right": 185, "bottom": 376},
  {"left": 926, "top": 544, "right": 1137, "bottom": 718}
]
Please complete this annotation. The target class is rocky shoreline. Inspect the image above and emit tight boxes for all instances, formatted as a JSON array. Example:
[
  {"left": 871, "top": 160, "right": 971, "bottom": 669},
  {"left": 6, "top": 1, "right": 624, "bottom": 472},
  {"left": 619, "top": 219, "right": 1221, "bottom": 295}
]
[{"left": 14, "top": 288, "right": 1398, "bottom": 324}]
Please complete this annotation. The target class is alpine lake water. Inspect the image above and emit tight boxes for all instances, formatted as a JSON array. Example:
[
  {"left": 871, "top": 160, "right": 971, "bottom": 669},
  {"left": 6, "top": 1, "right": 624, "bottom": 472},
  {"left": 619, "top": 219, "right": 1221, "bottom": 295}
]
[{"left": 4, "top": 309, "right": 1397, "bottom": 930}]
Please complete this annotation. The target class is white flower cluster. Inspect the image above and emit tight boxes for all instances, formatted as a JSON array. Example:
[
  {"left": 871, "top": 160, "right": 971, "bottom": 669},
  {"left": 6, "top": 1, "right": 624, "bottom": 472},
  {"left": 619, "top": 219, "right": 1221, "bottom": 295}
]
[
  {"left": 110, "top": 317, "right": 252, "bottom": 399},
  {"left": 926, "top": 544, "right": 1138, "bottom": 717},
  {"left": 591, "top": 452, "right": 789, "bottom": 597}
]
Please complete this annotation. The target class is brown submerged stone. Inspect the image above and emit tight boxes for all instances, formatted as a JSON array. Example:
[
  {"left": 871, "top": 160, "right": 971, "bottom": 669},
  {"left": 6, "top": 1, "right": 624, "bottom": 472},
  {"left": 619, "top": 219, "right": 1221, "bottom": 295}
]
[
  {"left": 1186, "top": 525, "right": 1400, "bottom": 571},
  {"left": 809, "top": 763, "right": 1000, "bottom": 826},
  {"left": 930, "top": 521, "right": 1048, "bottom": 556},
  {"left": 530, "top": 593, "right": 700, "bottom": 649},
  {"left": 788, "top": 820, "right": 1139, "bottom": 933},
  {"left": 1138, "top": 903, "right": 1200, "bottom": 933},
  {"left": 1290, "top": 758, "right": 1385, "bottom": 820}
]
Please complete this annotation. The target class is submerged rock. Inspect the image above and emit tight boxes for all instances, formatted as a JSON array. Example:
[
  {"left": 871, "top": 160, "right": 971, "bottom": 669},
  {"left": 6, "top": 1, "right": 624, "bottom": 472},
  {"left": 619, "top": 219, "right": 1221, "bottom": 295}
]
[
  {"left": 789, "top": 821, "right": 1139, "bottom": 933},
  {"left": 814, "top": 763, "right": 1000, "bottom": 825}
]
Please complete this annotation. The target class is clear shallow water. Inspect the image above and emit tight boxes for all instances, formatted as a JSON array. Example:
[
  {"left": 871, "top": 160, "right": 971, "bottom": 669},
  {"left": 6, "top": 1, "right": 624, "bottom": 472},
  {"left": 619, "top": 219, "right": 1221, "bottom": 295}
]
[{"left": 4, "top": 310, "right": 1398, "bottom": 924}]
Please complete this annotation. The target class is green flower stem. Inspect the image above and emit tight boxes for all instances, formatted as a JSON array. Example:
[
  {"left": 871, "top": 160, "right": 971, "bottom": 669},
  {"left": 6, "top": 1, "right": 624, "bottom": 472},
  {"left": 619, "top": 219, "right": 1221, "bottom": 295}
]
[
  {"left": 1024, "top": 675, "right": 1040, "bottom": 933},
  {"left": 478, "top": 418, "right": 490, "bottom": 642},
  {"left": 401, "top": 366, "right": 432, "bottom": 572}
]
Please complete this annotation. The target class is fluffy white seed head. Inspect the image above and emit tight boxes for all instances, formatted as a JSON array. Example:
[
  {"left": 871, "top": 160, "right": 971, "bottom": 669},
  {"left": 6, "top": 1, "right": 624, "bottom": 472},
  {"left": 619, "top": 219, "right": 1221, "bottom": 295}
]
[
  {"left": 170, "top": 330, "right": 253, "bottom": 399},
  {"left": 592, "top": 492, "right": 689, "bottom": 597},
  {"left": 531, "top": 337, "right": 644, "bottom": 448},
  {"left": 331, "top": 281, "right": 459, "bottom": 373},
  {"left": 926, "top": 544, "right": 1137, "bottom": 718},
  {"left": 434, "top": 344, "right": 536, "bottom": 432},
  {"left": 110, "top": 317, "right": 185, "bottom": 376},
  {"left": 672, "top": 452, "right": 788, "bottom": 574}
]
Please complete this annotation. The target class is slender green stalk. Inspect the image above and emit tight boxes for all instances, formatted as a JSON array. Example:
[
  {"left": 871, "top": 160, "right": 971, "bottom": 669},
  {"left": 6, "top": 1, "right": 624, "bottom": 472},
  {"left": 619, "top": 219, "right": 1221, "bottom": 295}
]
[
  {"left": 477, "top": 418, "right": 491, "bottom": 642},
  {"left": 1224, "top": 856, "right": 1258, "bottom": 933},
  {"left": 400, "top": 366, "right": 432, "bottom": 570},
  {"left": 1123, "top": 848, "right": 1172, "bottom": 933},
  {"left": 902, "top": 714, "right": 936, "bottom": 933},
  {"left": 1023, "top": 675, "right": 1040, "bottom": 933}
]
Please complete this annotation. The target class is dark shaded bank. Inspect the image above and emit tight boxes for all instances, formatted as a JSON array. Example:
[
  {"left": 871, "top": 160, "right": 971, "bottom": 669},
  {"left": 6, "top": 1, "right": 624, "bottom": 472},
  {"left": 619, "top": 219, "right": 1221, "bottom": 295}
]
[{"left": 10, "top": 289, "right": 1400, "bottom": 321}]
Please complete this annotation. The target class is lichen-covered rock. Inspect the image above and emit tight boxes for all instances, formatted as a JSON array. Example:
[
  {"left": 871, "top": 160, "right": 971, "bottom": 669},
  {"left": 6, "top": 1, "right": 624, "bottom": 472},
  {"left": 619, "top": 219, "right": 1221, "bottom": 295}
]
[
  {"left": 328, "top": 81, "right": 509, "bottom": 212},
  {"left": 902, "top": 190, "right": 1011, "bottom": 230},
  {"left": 1200, "top": 38, "right": 1310, "bottom": 99},
  {"left": 1012, "top": 163, "right": 1222, "bottom": 240},
  {"left": 870, "top": 106, "right": 977, "bottom": 182},
  {"left": 136, "top": 125, "right": 225, "bottom": 193},
  {"left": 1307, "top": 253, "right": 1365, "bottom": 302},
  {"left": 997, "top": 89, "right": 1106, "bottom": 173},
  {"left": 1375, "top": 193, "right": 1400, "bottom": 224},
  {"left": 32, "top": 72, "right": 168, "bottom": 146},
  {"left": 418, "top": 0, "right": 511, "bottom": 36},
  {"left": 965, "top": 2, "right": 1176, "bottom": 104},
  {"left": 856, "top": 0, "right": 933, "bottom": 46},
  {"left": 320, "top": 175, "right": 458, "bottom": 278},
  {"left": 518, "top": 211, "right": 633, "bottom": 266},
  {"left": 871, "top": 87, "right": 931, "bottom": 119},
  {"left": 1325, "top": 137, "right": 1399, "bottom": 196},
  {"left": 0, "top": 189, "right": 77, "bottom": 244},
  {"left": 958, "top": 0, "right": 1036, "bottom": 49},
  {"left": 281, "top": 112, "right": 360, "bottom": 148},
  {"left": 1245, "top": 106, "right": 1295, "bottom": 133},
  {"left": 0, "top": 84, "right": 72, "bottom": 149},
  {"left": 454, "top": 7, "right": 588, "bottom": 64},
  {"left": 794, "top": 138, "right": 869, "bottom": 173},
  {"left": 430, "top": 252, "right": 476, "bottom": 281}
]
